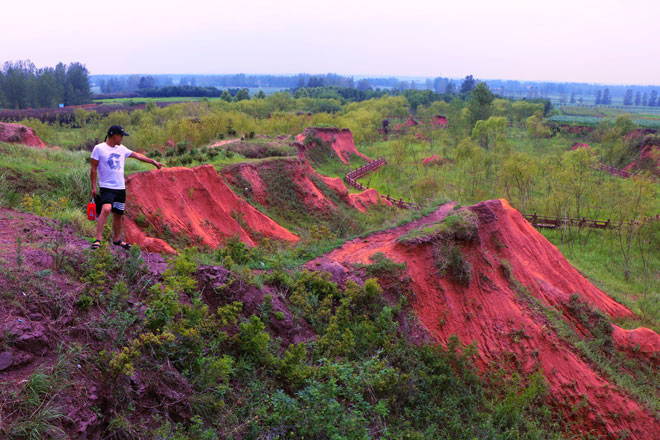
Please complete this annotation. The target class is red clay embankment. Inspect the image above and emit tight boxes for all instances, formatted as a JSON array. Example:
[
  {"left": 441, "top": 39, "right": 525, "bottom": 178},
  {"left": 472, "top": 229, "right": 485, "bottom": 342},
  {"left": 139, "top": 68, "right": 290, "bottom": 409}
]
[
  {"left": 124, "top": 165, "right": 298, "bottom": 252},
  {"left": 222, "top": 157, "right": 392, "bottom": 215},
  {"left": 308, "top": 199, "right": 660, "bottom": 439},
  {"left": 297, "top": 127, "right": 371, "bottom": 165},
  {"left": 0, "top": 122, "right": 46, "bottom": 148}
]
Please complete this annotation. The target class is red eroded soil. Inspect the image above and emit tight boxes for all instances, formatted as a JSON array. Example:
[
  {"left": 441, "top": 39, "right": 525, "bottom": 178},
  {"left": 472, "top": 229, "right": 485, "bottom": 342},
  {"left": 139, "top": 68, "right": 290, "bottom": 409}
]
[
  {"left": 612, "top": 325, "right": 660, "bottom": 365},
  {"left": 422, "top": 154, "right": 444, "bottom": 165},
  {"left": 348, "top": 188, "right": 392, "bottom": 213},
  {"left": 624, "top": 144, "right": 660, "bottom": 173},
  {"left": 431, "top": 115, "right": 448, "bottom": 126},
  {"left": 393, "top": 116, "right": 421, "bottom": 130},
  {"left": 124, "top": 165, "right": 298, "bottom": 252},
  {"left": 297, "top": 127, "right": 371, "bottom": 165},
  {"left": 0, "top": 122, "right": 46, "bottom": 148},
  {"left": 571, "top": 142, "right": 590, "bottom": 150},
  {"left": 222, "top": 158, "right": 336, "bottom": 212},
  {"left": 307, "top": 199, "right": 660, "bottom": 439},
  {"left": 222, "top": 158, "right": 391, "bottom": 215}
]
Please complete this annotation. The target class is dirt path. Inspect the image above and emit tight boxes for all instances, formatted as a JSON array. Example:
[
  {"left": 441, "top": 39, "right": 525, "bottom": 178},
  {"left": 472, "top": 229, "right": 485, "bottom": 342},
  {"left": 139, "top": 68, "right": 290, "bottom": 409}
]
[{"left": 209, "top": 139, "right": 240, "bottom": 148}]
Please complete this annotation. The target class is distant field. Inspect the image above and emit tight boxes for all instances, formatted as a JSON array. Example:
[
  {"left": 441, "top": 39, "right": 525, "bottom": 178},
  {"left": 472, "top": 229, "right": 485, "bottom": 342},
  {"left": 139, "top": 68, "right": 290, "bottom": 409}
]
[
  {"left": 93, "top": 96, "right": 222, "bottom": 104},
  {"left": 93, "top": 87, "right": 287, "bottom": 105},
  {"left": 547, "top": 104, "right": 660, "bottom": 127}
]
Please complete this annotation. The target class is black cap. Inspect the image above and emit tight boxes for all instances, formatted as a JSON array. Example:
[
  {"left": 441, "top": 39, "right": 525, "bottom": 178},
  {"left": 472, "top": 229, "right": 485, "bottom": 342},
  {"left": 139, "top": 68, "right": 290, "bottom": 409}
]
[{"left": 107, "top": 125, "right": 130, "bottom": 137}]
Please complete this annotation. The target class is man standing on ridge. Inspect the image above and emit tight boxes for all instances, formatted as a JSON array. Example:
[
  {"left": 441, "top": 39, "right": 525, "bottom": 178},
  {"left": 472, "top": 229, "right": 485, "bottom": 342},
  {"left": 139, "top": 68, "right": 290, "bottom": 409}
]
[{"left": 90, "top": 125, "right": 164, "bottom": 250}]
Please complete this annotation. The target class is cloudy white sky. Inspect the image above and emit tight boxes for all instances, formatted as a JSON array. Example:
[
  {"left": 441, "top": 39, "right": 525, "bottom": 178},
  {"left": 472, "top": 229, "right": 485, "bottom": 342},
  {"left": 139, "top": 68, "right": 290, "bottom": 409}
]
[{"left": 3, "top": 0, "right": 658, "bottom": 85}]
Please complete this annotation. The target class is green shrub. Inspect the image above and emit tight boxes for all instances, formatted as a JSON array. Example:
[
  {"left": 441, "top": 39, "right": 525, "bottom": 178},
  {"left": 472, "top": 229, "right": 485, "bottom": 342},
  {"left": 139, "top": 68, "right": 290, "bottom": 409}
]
[
  {"left": 397, "top": 209, "right": 479, "bottom": 246},
  {"left": 434, "top": 243, "right": 472, "bottom": 286}
]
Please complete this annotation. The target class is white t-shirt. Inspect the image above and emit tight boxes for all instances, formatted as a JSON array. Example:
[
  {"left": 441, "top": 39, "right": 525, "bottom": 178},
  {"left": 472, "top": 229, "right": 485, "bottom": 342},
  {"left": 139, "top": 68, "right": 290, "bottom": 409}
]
[{"left": 91, "top": 142, "right": 133, "bottom": 189}]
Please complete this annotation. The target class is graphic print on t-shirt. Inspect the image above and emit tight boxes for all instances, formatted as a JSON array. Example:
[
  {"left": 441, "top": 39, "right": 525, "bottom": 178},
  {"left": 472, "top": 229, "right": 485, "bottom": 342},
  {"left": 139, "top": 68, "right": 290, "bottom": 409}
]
[{"left": 108, "top": 153, "right": 121, "bottom": 170}]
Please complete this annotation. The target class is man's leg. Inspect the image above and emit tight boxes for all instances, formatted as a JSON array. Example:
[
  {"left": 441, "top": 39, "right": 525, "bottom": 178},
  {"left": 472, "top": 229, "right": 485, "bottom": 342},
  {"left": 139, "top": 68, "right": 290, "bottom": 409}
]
[
  {"left": 112, "top": 211, "right": 123, "bottom": 243},
  {"left": 95, "top": 204, "right": 113, "bottom": 241}
]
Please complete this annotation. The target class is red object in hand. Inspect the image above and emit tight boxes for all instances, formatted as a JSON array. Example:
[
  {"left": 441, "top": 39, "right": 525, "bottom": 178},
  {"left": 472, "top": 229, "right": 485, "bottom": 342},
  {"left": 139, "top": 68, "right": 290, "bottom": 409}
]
[{"left": 87, "top": 200, "right": 96, "bottom": 221}]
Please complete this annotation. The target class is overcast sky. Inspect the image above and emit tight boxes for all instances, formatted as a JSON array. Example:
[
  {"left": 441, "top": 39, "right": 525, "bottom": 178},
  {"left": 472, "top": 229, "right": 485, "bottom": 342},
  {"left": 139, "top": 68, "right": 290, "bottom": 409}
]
[{"left": 3, "top": 0, "right": 658, "bottom": 85}]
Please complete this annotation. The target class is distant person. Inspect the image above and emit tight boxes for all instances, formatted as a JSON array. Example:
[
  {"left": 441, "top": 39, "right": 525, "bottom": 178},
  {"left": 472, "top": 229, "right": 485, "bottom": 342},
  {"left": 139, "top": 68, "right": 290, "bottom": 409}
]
[{"left": 90, "top": 125, "right": 164, "bottom": 250}]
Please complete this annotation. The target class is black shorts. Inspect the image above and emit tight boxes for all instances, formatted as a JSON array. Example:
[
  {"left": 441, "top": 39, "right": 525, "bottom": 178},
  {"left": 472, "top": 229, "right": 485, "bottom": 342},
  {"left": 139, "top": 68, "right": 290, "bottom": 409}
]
[{"left": 96, "top": 188, "right": 126, "bottom": 216}]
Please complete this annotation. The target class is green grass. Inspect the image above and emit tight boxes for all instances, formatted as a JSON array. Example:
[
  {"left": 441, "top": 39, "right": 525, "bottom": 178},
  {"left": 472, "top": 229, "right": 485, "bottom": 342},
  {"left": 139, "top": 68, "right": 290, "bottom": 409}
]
[{"left": 541, "top": 228, "right": 660, "bottom": 333}]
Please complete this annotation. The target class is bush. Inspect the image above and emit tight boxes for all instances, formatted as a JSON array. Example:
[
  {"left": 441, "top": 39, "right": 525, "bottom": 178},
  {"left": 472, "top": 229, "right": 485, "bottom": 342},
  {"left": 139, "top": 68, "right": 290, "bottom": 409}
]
[{"left": 397, "top": 209, "right": 479, "bottom": 246}]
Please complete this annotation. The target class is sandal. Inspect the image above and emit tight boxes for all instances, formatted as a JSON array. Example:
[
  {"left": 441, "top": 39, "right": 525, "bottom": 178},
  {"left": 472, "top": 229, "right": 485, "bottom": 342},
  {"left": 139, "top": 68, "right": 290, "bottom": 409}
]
[
  {"left": 113, "top": 240, "right": 131, "bottom": 250},
  {"left": 91, "top": 240, "right": 101, "bottom": 250}
]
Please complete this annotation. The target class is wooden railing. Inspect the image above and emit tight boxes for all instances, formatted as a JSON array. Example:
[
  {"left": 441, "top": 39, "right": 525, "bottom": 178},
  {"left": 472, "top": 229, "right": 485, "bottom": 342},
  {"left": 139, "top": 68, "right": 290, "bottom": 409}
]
[
  {"left": 596, "top": 163, "right": 630, "bottom": 178},
  {"left": 523, "top": 212, "right": 659, "bottom": 230},
  {"left": 344, "top": 157, "right": 421, "bottom": 210},
  {"left": 345, "top": 157, "right": 387, "bottom": 181}
]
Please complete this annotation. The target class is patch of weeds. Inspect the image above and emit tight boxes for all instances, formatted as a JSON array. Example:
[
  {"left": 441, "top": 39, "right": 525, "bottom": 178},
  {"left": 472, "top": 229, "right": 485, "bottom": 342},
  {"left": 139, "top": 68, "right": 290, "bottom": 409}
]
[
  {"left": 397, "top": 209, "right": 479, "bottom": 246},
  {"left": 434, "top": 243, "right": 472, "bottom": 286}
]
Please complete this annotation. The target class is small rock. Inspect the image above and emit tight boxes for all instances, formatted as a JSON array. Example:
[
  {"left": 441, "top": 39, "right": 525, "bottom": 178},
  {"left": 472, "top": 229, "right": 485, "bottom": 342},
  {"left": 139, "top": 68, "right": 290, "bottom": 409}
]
[{"left": 0, "top": 351, "right": 13, "bottom": 370}]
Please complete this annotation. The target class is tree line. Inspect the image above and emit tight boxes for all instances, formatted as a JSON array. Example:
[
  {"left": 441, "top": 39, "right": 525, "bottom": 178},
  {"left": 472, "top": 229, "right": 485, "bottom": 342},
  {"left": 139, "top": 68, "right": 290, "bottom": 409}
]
[
  {"left": 623, "top": 89, "right": 660, "bottom": 107},
  {"left": 0, "top": 60, "right": 91, "bottom": 109}
]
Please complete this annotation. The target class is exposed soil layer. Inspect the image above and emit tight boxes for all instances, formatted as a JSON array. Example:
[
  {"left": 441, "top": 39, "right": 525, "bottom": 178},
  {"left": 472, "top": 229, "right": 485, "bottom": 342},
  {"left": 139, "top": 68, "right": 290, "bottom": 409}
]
[
  {"left": 571, "top": 142, "right": 590, "bottom": 150},
  {"left": 422, "top": 154, "right": 444, "bottom": 165},
  {"left": 297, "top": 127, "right": 371, "bottom": 165},
  {"left": 0, "top": 122, "right": 46, "bottom": 148},
  {"left": 307, "top": 199, "right": 660, "bottom": 439},
  {"left": 222, "top": 157, "right": 391, "bottom": 215},
  {"left": 124, "top": 165, "right": 298, "bottom": 252},
  {"left": 431, "top": 115, "right": 448, "bottom": 126},
  {"left": 393, "top": 116, "right": 421, "bottom": 130}
]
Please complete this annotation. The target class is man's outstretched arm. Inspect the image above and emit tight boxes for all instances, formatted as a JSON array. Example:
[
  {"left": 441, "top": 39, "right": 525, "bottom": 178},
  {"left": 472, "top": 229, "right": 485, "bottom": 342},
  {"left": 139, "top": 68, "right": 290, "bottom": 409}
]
[{"left": 129, "top": 152, "right": 164, "bottom": 169}]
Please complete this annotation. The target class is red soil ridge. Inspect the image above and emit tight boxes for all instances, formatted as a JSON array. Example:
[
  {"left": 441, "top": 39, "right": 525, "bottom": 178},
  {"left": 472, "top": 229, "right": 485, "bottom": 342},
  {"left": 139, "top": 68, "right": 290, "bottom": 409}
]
[
  {"left": 307, "top": 199, "right": 660, "bottom": 438},
  {"left": 0, "top": 122, "right": 46, "bottom": 148},
  {"left": 571, "top": 142, "right": 590, "bottom": 150},
  {"left": 624, "top": 144, "right": 660, "bottom": 173},
  {"left": 431, "top": 114, "right": 448, "bottom": 126},
  {"left": 124, "top": 165, "right": 298, "bottom": 252},
  {"left": 422, "top": 154, "right": 444, "bottom": 165},
  {"left": 296, "top": 127, "right": 371, "bottom": 165},
  {"left": 393, "top": 116, "right": 422, "bottom": 130},
  {"left": 222, "top": 158, "right": 391, "bottom": 214}
]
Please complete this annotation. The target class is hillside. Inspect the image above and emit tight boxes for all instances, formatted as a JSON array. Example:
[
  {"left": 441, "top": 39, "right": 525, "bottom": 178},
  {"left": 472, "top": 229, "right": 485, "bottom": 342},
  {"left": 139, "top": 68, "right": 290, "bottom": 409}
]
[
  {"left": 309, "top": 199, "right": 660, "bottom": 438},
  {"left": 1, "top": 94, "right": 658, "bottom": 439}
]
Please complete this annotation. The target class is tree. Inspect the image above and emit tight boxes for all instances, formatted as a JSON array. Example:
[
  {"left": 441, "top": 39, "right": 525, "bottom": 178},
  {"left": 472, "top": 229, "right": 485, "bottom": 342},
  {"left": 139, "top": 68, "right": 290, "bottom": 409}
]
[
  {"left": 648, "top": 90, "right": 657, "bottom": 107},
  {"left": 623, "top": 88, "right": 633, "bottom": 106},
  {"left": 220, "top": 90, "right": 232, "bottom": 102},
  {"left": 602, "top": 88, "right": 611, "bottom": 105},
  {"left": 234, "top": 88, "right": 250, "bottom": 101},
  {"left": 307, "top": 76, "right": 324, "bottom": 88},
  {"left": 138, "top": 76, "right": 155, "bottom": 89},
  {"left": 471, "top": 116, "right": 507, "bottom": 149},
  {"left": 460, "top": 75, "right": 476, "bottom": 93},
  {"left": 612, "top": 175, "right": 656, "bottom": 280},
  {"left": 570, "top": 92, "right": 576, "bottom": 104},
  {"left": 445, "top": 80, "right": 456, "bottom": 94},
  {"left": 433, "top": 77, "right": 448, "bottom": 93},
  {"left": 63, "top": 62, "right": 91, "bottom": 105},
  {"left": 254, "top": 90, "right": 266, "bottom": 99},
  {"left": 635, "top": 91, "right": 641, "bottom": 106},
  {"left": 642, "top": 92, "right": 648, "bottom": 106},
  {"left": 526, "top": 112, "right": 551, "bottom": 139},
  {"left": 356, "top": 79, "right": 372, "bottom": 91},
  {"left": 594, "top": 90, "right": 602, "bottom": 105},
  {"left": 1, "top": 60, "right": 35, "bottom": 108},
  {"left": 500, "top": 152, "right": 538, "bottom": 212},
  {"left": 35, "top": 67, "right": 60, "bottom": 107},
  {"left": 466, "top": 83, "right": 494, "bottom": 126}
]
